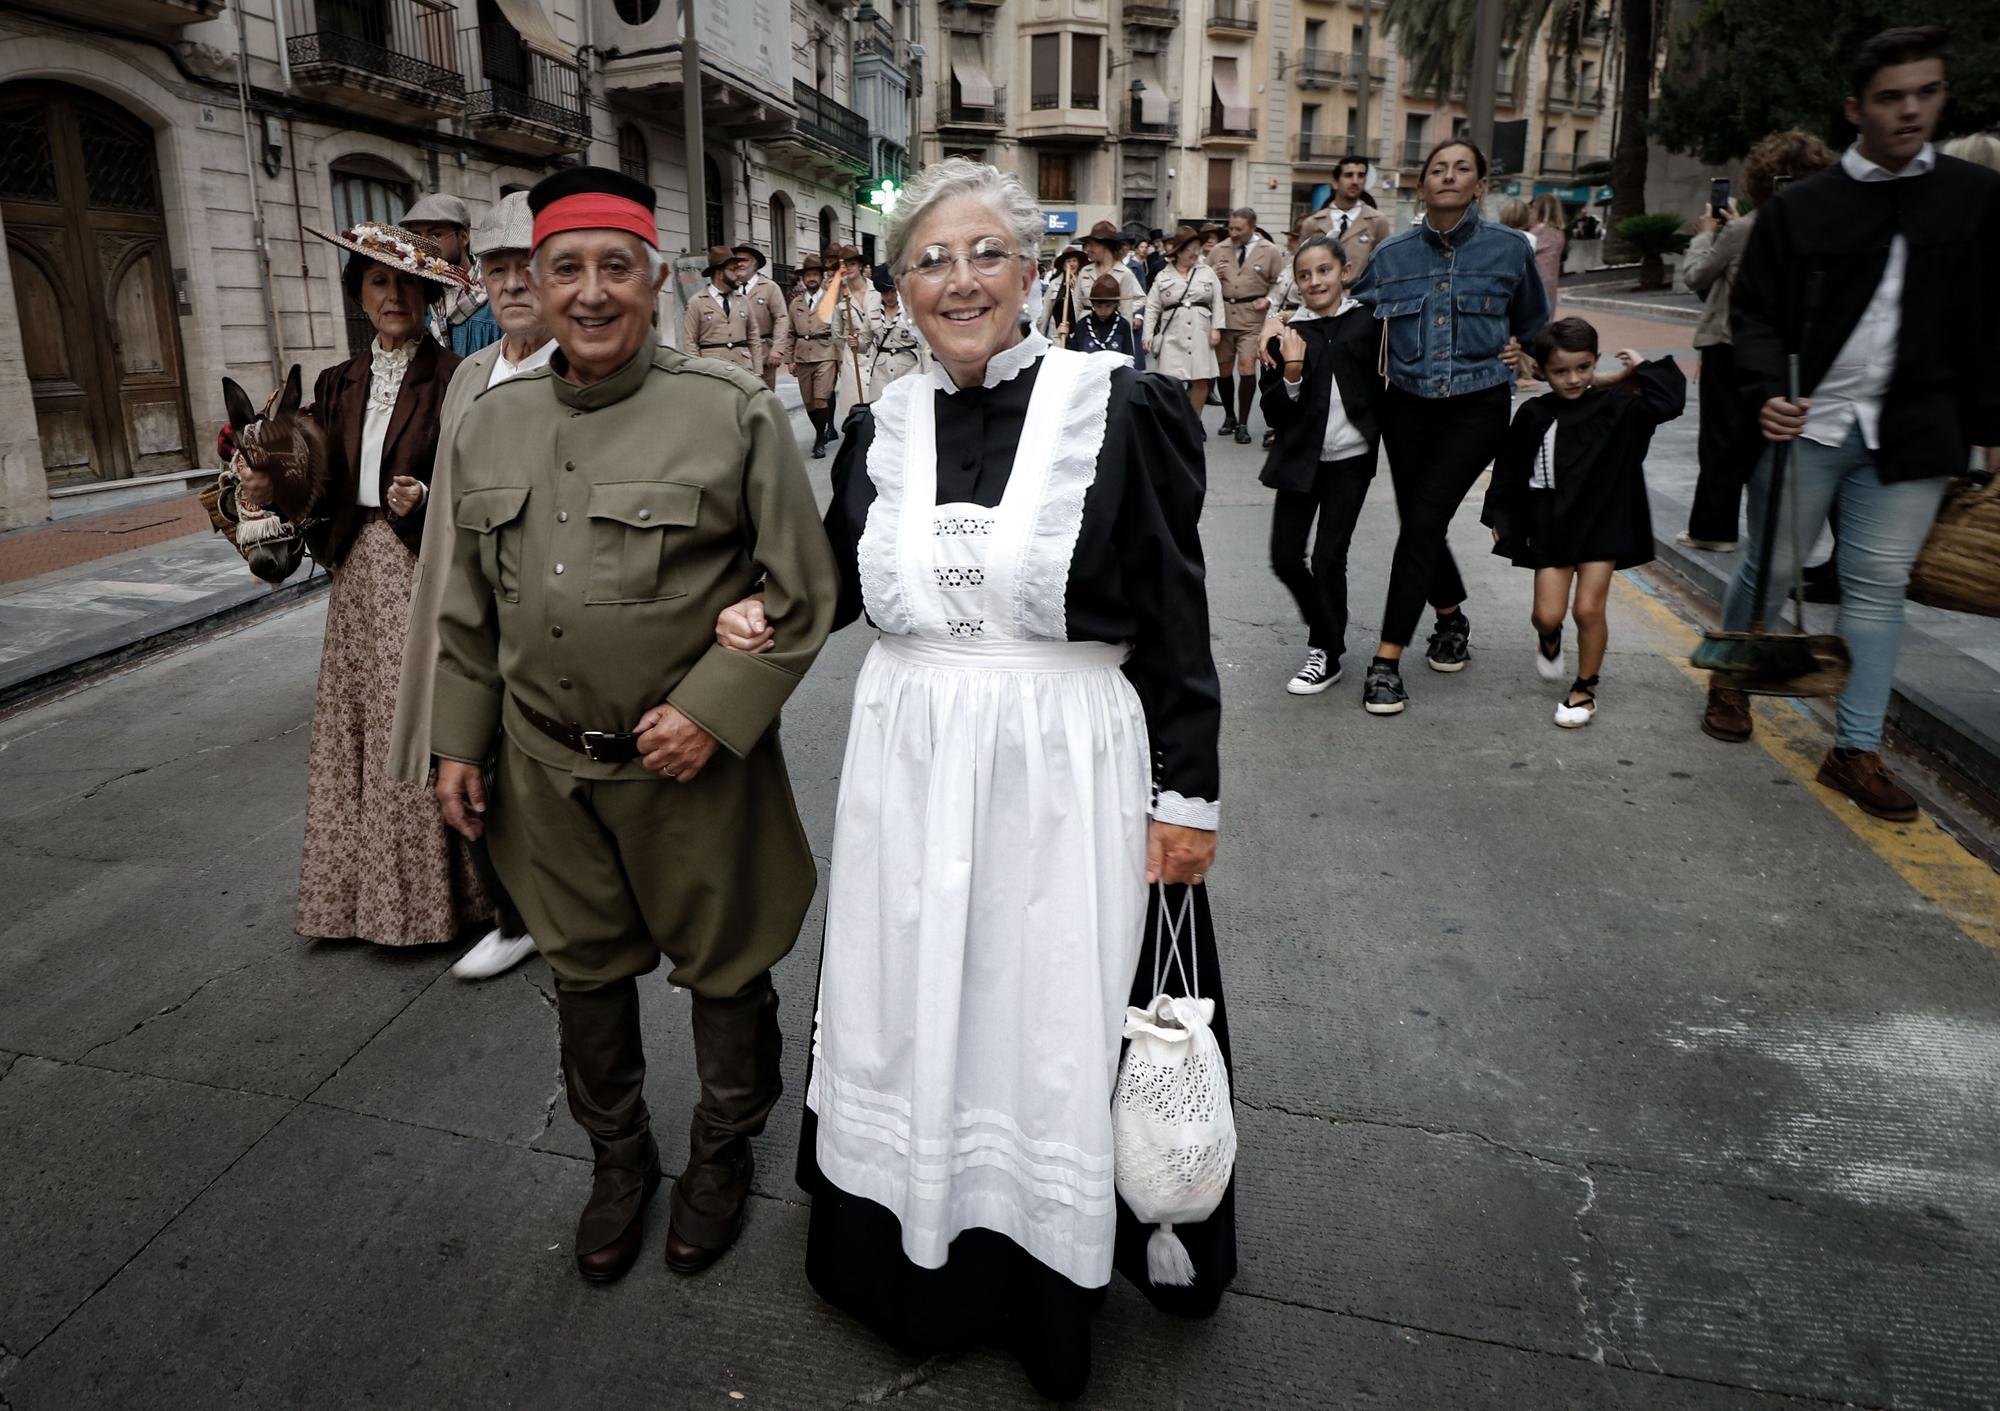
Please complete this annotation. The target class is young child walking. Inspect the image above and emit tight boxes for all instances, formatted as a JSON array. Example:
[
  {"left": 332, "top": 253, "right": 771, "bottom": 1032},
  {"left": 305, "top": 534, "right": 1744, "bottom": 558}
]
[
  {"left": 1257, "top": 234, "right": 1382, "bottom": 694},
  {"left": 1068, "top": 273, "right": 1144, "bottom": 369},
  {"left": 1481, "top": 317, "right": 1686, "bottom": 726}
]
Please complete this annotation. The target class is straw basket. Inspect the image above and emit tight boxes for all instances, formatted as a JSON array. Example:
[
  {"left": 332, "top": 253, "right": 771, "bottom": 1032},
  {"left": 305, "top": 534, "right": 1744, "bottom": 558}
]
[{"left": 1908, "top": 477, "right": 2000, "bottom": 619}]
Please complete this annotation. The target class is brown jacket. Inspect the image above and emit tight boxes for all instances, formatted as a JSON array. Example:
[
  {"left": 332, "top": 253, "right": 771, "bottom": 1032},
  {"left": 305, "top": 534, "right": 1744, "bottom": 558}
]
[
  {"left": 1301, "top": 202, "right": 1394, "bottom": 281},
  {"left": 309, "top": 337, "right": 463, "bottom": 565},
  {"left": 1207, "top": 237, "right": 1287, "bottom": 331}
]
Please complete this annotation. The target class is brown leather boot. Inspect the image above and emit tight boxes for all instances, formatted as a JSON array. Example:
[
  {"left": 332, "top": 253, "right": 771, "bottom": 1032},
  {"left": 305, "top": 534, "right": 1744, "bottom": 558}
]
[
  {"left": 1816, "top": 748, "right": 1920, "bottom": 822},
  {"left": 556, "top": 978, "right": 660, "bottom": 1283},
  {"left": 1701, "top": 684, "right": 1753, "bottom": 743},
  {"left": 666, "top": 974, "right": 782, "bottom": 1275}
]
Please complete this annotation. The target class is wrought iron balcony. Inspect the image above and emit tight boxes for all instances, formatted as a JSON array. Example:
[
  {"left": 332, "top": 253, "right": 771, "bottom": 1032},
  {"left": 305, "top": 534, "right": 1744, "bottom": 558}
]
[
  {"left": 286, "top": 0, "right": 465, "bottom": 123},
  {"left": 459, "top": 27, "right": 589, "bottom": 156},
  {"left": 937, "top": 83, "right": 1007, "bottom": 131},
  {"left": 1295, "top": 132, "right": 1353, "bottom": 165},
  {"left": 1540, "top": 151, "right": 1580, "bottom": 176},
  {"left": 1207, "top": 0, "right": 1256, "bottom": 34},
  {"left": 792, "top": 80, "right": 871, "bottom": 170},
  {"left": 1124, "top": 0, "right": 1180, "bottom": 26},
  {"left": 1122, "top": 96, "right": 1180, "bottom": 141},
  {"left": 1201, "top": 106, "right": 1257, "bottom": 142}
]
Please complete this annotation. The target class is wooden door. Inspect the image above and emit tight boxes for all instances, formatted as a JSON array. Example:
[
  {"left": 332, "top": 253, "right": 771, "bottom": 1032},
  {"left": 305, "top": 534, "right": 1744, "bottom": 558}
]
[{"left": 0, "top": 82, "right": 194, "bottom": 485}]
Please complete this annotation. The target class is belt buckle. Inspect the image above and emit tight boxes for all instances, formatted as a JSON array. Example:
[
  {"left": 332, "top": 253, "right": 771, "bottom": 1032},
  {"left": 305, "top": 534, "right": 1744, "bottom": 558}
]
[{"left": 580, "top": 730, "right": 616, "bottom": 763}]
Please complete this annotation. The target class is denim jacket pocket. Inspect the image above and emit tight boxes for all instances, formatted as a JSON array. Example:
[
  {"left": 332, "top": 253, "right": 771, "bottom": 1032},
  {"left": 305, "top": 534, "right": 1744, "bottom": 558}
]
[
  {"left": 1453, "top": 287, "right": 1510, "bottom": 358},
  {"left": 1372, "top": 296, "right": 1426, "bottom": 373}
]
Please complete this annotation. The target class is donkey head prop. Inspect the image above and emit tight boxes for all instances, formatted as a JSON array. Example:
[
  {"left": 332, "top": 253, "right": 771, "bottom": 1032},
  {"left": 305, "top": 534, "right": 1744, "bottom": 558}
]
[{"left": 217, "top": 366, "right": 328, "bottom": 584}]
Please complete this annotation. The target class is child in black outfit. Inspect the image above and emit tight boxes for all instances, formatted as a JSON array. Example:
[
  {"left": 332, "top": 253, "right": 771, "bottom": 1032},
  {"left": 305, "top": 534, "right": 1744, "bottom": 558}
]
[
  {"left": 1068, "top": 273, "right": 1144, "bottom": 369},
  {"left": 1482, "top": 317, "right": 1687, "bottom": 727},
  {"left": 1257, "top": 234, "right": 1382, "bottom": 695}
]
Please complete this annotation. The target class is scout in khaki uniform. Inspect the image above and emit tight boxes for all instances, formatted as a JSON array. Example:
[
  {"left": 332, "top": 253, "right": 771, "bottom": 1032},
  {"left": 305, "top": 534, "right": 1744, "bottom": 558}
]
[
  {"left": 734, "top": 243, "right": 791, "bottom": 391},
  {"left": 858, "top": 280, "right": 927, "bottom": 400},
  {"left": 1068, "top": 220, "right": 1145, "bottom": 325},
  {"left": 826, "top": 244, "right": 875, "bottom": 422},
  {"left": 1208, "top": 206, "right": 1286, "bottom": 443},
  {"left": 681, "top": 245, "right": 762, "bottom": 374},
  {"left": 787, "top": 254, "right": 841, "bottom": 458},
  {"left": 1299, "top": 156, "right": 1393, "bottom": 281},
  {"left": 432, "top": 167, "right": 839, "bottom": 1286}
]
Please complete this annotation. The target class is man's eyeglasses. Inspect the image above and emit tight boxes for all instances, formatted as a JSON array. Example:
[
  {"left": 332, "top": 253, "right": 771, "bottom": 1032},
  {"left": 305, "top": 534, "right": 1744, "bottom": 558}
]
[{"left": 907, "top": 240, "right": 1027, "bottom": 283}]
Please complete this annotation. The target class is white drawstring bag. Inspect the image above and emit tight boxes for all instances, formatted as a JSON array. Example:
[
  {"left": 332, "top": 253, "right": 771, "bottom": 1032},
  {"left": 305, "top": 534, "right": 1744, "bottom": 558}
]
[{"left": 1111, "top": 885, "right": 1236, "bottom": 1287}]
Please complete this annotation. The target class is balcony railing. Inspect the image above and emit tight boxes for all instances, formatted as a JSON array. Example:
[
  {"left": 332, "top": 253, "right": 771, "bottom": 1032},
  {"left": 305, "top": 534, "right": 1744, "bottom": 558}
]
[
  {"left": 940, "top": 5, "right": 995, "bottom": 33},
  {"left": 459, "top": 28, "right": 588, "bottom": 147},
  {"left": 1124, "top": 0, "right": 1180, "bottom": 26},
  {"left": 286, "top": 0, "right": 464, "bottom": 112},
  {"left": 1401, "top": 138, "right": 1428, "bottom": 167},
  {"left": 1294, "top": 132, "right": 1350, "bottom": 164},
  {"left": 939, "top": 83, "right": 1007, "bottom": 128},
  {"left": 1295, "top": 48, "right": 1340, "bottom": 85},
  {"left": 872, "top": 138, "right": 907, "bottom": 186},
  {"left": 853, "top": 11, "right": 898, "bottom": 64},
  {"left": 794, "top": 79, "right": 871, "bottom": 168},
  {"left": 1202, "top": 106, "right": 1257, "bottom": 141},
  {"left": 1122, "top": 96, "right": 1180, "bottom": 139},
  {"left": 1207, "top": 0, "right": 1256, "bottom": 34}
]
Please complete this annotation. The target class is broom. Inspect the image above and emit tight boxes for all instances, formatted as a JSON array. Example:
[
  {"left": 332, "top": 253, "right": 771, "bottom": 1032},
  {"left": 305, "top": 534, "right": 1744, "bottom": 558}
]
[{"left": 1689, "top": 352, "right": 1824, "bottom": 680}]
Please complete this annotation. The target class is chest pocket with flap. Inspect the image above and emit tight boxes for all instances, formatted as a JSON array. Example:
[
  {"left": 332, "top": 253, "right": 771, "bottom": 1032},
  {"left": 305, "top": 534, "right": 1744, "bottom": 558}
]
[
  {"left": 457, "top": 485, "right": 531, "bottom": 603},
  {"left": 586, "top": 480, "right": 702, "bottom": 604}
]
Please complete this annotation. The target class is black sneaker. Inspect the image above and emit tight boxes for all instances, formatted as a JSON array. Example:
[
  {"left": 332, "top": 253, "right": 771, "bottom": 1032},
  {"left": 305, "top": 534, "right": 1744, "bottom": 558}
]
[
  {"left": 1286, "top": 648, "right": 1341, "bottom": 696},
  {"left": 1363, "top": 662, "right": 1407, "bottom": 715},
  {"left": 1426, "top": 613, "right": 1471, "bottom": 673}
]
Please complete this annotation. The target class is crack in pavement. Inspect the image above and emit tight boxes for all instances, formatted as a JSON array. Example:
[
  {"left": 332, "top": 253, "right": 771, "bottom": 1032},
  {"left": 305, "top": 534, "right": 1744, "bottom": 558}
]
[
  {"left": 73, "top": 949, "right": 275, "bottom": 1064},
  {"left": 44, "top": 720, "right": 311, "bottom": 807},
  {"left": 840, "top": 1354, "right": 960, "bottom": 1405},
  {"left": 1221, "top": 1288, "right": 1891, "bottom": 1410}
]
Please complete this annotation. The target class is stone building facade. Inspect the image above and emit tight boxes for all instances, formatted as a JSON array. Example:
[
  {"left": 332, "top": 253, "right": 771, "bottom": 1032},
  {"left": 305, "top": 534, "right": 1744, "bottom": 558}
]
[{"left": 0, "top": 0, "right": 914, "bottom": 528}]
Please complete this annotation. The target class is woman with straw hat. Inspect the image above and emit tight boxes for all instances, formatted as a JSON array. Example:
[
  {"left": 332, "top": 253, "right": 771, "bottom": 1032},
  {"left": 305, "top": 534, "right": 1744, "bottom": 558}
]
[{"left": 236, "top": 220, "right": 491, "bottom": 947}]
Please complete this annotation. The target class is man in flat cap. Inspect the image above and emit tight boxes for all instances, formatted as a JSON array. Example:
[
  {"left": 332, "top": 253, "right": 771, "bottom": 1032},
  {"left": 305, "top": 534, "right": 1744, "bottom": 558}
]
[
  {"left": 733, "top": 244, "right": 792, "bottom": 392},
  {"left": 432, "top": 166, "right": 838, "bottom": 1284},
  {"left": 786, "top": 253, "right": 841, "bottom": 458},
  {"left": 388, "top": 189, "right": 554, "bottom": 981},
  {"left": 405, "top": 192, "right": 503, "bottom": 356},
  {"left": 682, "top": 245, "right": 762, "bottom": 374}
]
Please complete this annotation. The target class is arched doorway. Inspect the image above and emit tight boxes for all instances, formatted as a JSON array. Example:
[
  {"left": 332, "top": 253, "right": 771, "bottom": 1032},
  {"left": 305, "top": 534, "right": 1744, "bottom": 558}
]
[
  {"left": 703, "top": 154, "right": 725, "bottom": 248},
  {"left": 768, "top": 191, "right": 793, "bottom": 267},
  {"left": 1, "top": 81, "right": 194, "bottom": 486},
  {"left": 819, "top": 205, "right": 838, "bottom": 253}
]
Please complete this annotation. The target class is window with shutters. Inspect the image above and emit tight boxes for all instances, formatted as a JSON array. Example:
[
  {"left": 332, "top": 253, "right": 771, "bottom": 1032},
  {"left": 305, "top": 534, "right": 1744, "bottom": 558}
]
[
  {"left": 1031, "top": 34, "right": 1061, "bottom": 110},
  {"left": 1206, "top": 157, "right": 1233, "bottom": 217},
  {"left": 1038, "top": 152, "right": 1076, "bottom": 204},
  {"left": 1071, "top": 34, "right": 1101, "bottom": 110},
  {"left": 617, "top": 124, "right": 648, "bottom": 183}
]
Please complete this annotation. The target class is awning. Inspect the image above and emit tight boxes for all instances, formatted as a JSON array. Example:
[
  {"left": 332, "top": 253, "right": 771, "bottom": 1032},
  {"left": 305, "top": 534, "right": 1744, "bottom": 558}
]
[
  {"left": 1211, "top": 58, "right": 1249, "bottom": 131},
  {"left": 1135, "top": 73, "right": 1168, "bottom": 125},
  {"left": 490, "top": 0, "right": 567, "bottom": 59},
  {"left": 951, "top": 38, "right": 996, "bottom": 108}
]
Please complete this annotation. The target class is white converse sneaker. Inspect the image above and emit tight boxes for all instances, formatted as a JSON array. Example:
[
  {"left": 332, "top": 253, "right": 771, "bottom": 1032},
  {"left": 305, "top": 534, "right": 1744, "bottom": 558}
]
[
  {"left": 452, "top": 927, "right": 539, "bottom": 979},
  {"left": 1286, "top": 648, "right": 1341, "bottom": 696},
  {"left": 1553, "top": 676, "right": 1598, "bottom": 729},
  {"left": 1534, "top": 627, "right": 1566, "bottom": 682}
]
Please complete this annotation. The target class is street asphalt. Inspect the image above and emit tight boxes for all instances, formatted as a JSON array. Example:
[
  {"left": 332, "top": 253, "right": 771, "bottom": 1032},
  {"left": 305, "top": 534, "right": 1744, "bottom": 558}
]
[{"left": 2, "top": 394, "right": 1997, "bottom": 1411}]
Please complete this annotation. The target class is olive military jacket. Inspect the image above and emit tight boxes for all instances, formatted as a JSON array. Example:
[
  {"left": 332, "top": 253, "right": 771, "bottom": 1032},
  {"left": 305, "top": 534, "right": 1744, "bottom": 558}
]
[
  {"left": 681, "top": 284, "right": 764, "bottom": 374},
  {"left": 431, "top": 332, "right": 839, "bottom": 779},
  {"left": 1207, "top": 237, "right": 1286, "bottom": 332}
]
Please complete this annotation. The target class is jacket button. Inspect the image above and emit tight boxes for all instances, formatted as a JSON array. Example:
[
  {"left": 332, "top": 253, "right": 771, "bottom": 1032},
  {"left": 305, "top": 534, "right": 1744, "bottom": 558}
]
[
  {"left": 559, "top": 677, "right": 572, "bottom": 690},
  {"left": 557, "top": 510, "right": 568, "bottom": 523},
  {"left": 551, "top": 625, "right": 564, "bottom": 638},
  {"left": 638, "top": 508, "right": 651, "bottom": 521},
  {"left": 554, "top": 563, "right": 565, "bottom": 575},
  {"left": 565, "top": 460, "right": 575, "bottom": 471}
]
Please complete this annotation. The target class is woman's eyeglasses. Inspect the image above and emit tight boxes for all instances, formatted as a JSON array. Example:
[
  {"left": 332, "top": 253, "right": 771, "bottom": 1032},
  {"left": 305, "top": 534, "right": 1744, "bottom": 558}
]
[{"left": 907, "top": 241, "right": 1026, "bottom": 283}]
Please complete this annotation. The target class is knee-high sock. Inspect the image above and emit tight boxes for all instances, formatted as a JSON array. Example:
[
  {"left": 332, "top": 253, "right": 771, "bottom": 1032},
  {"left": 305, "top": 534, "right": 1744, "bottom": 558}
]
[
  {"left": 1214, "top": 370, "right": 1235, "bottom": 420},
  {"left": 1236, "top": 373, "right": 1256, "bottom": 428}
]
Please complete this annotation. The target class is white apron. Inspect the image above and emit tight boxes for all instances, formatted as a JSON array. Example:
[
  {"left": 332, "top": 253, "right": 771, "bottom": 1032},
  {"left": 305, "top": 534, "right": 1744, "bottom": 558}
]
[{"left": 808, "top": 345, "right": 1153, "bottom": 1289}]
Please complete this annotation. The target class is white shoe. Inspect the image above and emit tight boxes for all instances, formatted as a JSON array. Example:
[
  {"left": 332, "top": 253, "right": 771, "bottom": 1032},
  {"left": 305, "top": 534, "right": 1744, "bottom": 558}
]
[
  {"left": 1286, "top": 647, "right": 1342, "bottom": 695},
  {"left": 1553, "top": 682, "right": 1597, "bottom": 729},
  {"left": 1534, "top": 629, "right": 1566, "bottom": 682},
  {"left": 1676, "top": 531, "right": 1739, "bottom": 552},
  {"left": 452, "top": 927, "right": 539, "bottom": 979}
]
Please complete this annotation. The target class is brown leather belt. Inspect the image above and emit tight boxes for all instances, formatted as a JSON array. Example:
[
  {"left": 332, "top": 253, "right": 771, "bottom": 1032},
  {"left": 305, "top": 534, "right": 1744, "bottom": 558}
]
[{"left": 513, "top": 694, "right": 642, "bottom": 764}]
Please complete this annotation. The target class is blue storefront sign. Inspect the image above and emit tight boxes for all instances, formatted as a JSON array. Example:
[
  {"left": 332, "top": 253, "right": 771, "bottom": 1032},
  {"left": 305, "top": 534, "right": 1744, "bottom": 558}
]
[{"left": 1044, "top": 211, "right": 1079, "bottom": 234}]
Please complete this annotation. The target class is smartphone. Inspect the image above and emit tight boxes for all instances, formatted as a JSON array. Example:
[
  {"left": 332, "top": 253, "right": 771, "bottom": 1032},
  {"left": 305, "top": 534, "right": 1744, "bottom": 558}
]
[{"left": 1710, "top": 177, "right": 1731, "bottom": 216}]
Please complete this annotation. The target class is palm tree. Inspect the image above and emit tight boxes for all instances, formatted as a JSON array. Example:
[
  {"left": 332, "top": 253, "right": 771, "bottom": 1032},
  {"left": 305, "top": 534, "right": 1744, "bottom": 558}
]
[{"left": 1382, "top": 0, "right": 1604, "bottom": 100}]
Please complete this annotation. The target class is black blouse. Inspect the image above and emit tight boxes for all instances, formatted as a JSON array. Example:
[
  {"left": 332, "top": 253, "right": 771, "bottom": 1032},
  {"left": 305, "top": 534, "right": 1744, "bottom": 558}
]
[{"left": 824, "top": 354, "right": 1222, "bottom": 825}]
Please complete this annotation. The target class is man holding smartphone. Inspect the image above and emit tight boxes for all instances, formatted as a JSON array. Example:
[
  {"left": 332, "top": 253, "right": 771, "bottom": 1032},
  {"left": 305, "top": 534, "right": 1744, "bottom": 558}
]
[{"left": 1700, "top": 27, "right": 2000, "bottom": 821}]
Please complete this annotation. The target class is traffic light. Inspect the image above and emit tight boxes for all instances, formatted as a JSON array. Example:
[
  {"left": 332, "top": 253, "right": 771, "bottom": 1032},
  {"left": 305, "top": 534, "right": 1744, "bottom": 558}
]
[{"left": 863, "top": 177, "right": 900, "bottom": 216}]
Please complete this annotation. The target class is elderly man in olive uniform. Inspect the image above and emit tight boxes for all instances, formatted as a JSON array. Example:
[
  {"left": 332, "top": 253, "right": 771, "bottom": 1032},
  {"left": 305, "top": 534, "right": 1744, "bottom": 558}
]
[
  {"left": 787, "top": 253, "right": 841, "bottom": 457},
  {"left": 432, "top": 167, "right": 838, "bottom": 1284},
  {"left": 681, "top": 245, "right": 762, "bottom": 374}
]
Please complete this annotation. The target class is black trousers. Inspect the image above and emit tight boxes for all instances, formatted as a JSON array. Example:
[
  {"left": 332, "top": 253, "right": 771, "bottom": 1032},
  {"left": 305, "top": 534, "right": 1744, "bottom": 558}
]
[
  {"left": 1688, "top": 343, "right": 1752, "bottom": 543},
  {"left": 1269, "top": 455, "right": 1376, "bottom": 657},
  {"left": 1378, "top": 383, "right": 1511, "bottom": 647}
]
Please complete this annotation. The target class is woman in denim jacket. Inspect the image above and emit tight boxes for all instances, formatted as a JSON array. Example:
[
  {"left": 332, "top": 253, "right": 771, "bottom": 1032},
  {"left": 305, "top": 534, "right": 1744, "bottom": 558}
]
[{"left": 1349, "top": 140, "right": 1550, "bottom": 715}]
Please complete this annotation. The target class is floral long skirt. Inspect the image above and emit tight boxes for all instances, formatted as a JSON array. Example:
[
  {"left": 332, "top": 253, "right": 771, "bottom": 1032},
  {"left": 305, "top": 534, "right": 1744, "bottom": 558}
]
[{"left": 294, "top": 518, "right": 490, "bottom": 945}]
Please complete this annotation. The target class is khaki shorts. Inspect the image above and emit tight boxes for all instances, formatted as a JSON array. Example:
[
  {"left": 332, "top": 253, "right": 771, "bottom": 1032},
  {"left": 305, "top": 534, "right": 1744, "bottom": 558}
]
[
  {"left": 796, "top": 357, "right": 838, "bottom": 408},
  {"left": 1214, "top": 326, "right": 1261, "bottom": 372}
]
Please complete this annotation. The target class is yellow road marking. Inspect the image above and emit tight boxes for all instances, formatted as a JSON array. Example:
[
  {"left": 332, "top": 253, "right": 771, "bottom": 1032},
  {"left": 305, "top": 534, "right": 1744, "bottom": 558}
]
[{"left": 1614, "top": 571, "right": 2000, "bottom": 953}]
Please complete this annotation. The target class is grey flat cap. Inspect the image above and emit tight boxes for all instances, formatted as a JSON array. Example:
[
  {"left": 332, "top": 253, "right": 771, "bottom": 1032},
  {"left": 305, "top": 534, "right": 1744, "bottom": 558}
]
[
  {"left": 402, "top": 192, "right": 472, "bottom": 228},
  {"left": 472, "top": 191, "right": 534, "bottom": 258}
]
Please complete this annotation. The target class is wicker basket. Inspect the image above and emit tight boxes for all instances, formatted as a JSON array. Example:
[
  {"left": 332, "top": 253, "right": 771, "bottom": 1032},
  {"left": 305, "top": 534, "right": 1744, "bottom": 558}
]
[{"left": 1908, "top": 477, "right": 2000, "bottom": 618}]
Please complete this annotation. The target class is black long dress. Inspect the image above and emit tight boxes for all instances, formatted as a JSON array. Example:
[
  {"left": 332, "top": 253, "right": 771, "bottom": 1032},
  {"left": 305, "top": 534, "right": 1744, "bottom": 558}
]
[
  {"left": 798, "top": 340, "right": 1233, "bottom": 1402},
  {"left": 1482, "top": 356, "right": 1688, "bottom": 570}
]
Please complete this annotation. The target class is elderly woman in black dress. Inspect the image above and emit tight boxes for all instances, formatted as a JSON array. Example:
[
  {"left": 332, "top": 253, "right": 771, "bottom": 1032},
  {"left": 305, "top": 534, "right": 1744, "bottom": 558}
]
[
  {"left": 720, "top": 158, "right": 1230, "bottom": 1400},
  {"left": 238, "top": 222, "right": 489, "bottom": 946}
]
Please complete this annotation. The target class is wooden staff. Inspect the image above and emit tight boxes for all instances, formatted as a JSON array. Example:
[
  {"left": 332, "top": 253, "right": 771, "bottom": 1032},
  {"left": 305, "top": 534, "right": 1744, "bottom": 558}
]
[
  {"left": 1055, "top": 264, "right": 1073, "bottom": 344},
  {"left": 841, "top": 286, "right": 867, "bottom": 405}
]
